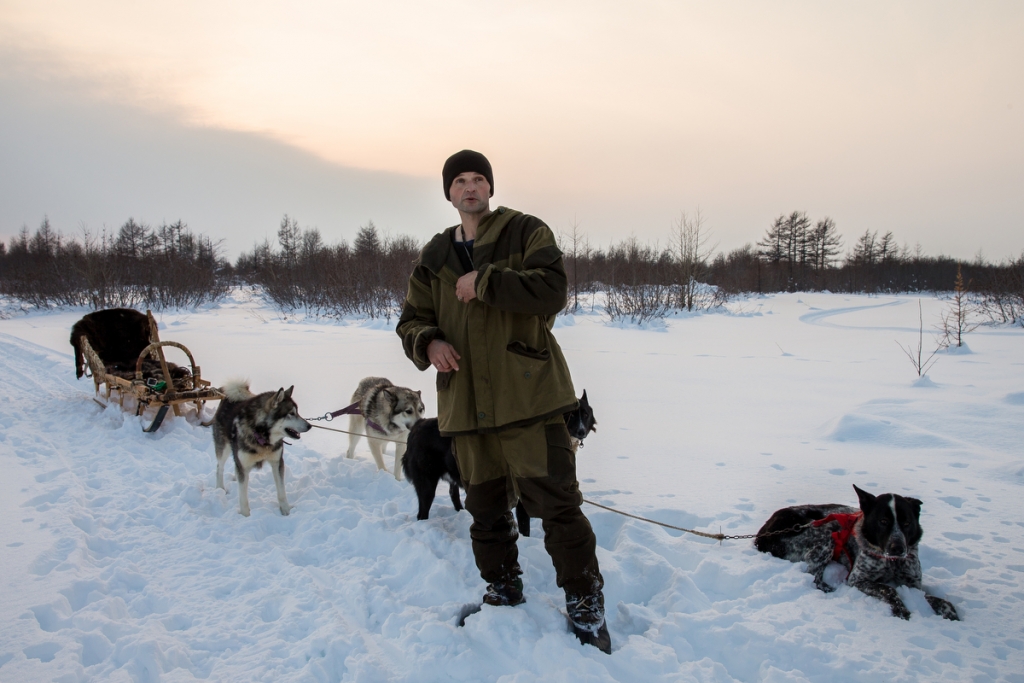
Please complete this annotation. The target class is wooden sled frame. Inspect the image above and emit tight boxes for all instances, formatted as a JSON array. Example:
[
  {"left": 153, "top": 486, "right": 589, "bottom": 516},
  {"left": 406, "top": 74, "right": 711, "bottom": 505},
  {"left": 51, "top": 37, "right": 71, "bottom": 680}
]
[{"left": 81, "top": 310, "right": 224, "bottom": 432}]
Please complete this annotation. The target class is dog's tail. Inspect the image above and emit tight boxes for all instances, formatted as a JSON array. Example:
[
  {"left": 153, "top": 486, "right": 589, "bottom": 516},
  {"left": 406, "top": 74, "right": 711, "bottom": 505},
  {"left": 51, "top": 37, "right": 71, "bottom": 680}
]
[{"left": 221, "top": 378, "right": 254, "bottom": 402}]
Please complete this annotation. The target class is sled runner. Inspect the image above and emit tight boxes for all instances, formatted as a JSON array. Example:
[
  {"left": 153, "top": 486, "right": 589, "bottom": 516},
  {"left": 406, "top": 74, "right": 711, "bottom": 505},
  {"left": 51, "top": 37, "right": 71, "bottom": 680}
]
[{"left": 75, "top": 309, "right": 224, "bottom": 432}]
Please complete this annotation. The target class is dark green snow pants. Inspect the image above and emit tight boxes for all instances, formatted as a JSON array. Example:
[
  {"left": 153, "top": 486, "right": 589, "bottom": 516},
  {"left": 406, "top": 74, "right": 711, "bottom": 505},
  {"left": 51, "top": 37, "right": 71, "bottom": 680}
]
[{"left": 452, "top": 416, "right": 604, "bottom": 597}]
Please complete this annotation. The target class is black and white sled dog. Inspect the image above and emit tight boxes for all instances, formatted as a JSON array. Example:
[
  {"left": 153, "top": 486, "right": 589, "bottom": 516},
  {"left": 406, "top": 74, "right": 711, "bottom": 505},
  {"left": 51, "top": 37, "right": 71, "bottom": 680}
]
[
  {"left": 344, "top": 376, "right": 425, "bottom": 480},
  {"left": 564, "top": 390, "right": 598, "bottom": 448},
  {"left": 756, "top": 484, "right": 958, "bottom": 621},
  {"left": 403, "top": 391, "right": 598, "bottom": 536},
  {"left": 212, "top": 380, "right": 311, "bottom": 517}
]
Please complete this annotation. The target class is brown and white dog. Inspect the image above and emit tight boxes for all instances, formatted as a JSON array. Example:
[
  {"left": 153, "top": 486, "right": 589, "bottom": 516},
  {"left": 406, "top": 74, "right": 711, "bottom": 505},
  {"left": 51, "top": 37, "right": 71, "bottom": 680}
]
[{"left": 756, "top": 485, "right": 958, "bottom": 621}]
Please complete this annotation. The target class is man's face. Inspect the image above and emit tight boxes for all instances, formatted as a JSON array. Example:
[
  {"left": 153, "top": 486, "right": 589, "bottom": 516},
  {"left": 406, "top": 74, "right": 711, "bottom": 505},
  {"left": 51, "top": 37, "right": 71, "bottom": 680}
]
[{"left": 449, "top": 172, "right": 491, "bottom": 215}]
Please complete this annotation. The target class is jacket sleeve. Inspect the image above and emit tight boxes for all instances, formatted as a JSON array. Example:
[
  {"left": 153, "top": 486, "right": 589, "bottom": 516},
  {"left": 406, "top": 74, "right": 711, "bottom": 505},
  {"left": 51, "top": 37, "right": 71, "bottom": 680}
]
[
  {"left": 474, "top": 223, "right": 567, "bottom": 316},
  {"left": 396, "top": 263, "right": 445, "bottom": 371}
]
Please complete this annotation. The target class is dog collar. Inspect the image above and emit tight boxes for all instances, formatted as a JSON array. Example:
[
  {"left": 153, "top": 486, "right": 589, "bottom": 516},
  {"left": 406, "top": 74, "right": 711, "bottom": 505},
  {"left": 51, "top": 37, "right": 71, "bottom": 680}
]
[{"left": 859, "top": 546, "right": 909, "bottom": 562}]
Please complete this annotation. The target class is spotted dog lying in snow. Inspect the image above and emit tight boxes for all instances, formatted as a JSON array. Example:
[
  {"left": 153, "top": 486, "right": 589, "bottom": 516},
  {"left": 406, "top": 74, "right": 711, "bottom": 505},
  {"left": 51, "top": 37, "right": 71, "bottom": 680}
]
[{"left": 755, "top": 484, "right": 959, "bottom": 621}]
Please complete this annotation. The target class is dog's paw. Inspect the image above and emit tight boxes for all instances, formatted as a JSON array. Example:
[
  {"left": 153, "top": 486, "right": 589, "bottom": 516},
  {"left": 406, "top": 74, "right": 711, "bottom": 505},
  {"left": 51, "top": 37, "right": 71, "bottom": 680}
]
[
  {"left": 814, "top": 579, "right": 837, "bottom": 594},
  {"left": 279, "top": 505, "right": 291, "bottom": 516},
  {"left": 926, "top": 595, "right": 959, "bottom": 621},
  {"left": 890, "top": 602, "right": 911, "bottom": 620}
]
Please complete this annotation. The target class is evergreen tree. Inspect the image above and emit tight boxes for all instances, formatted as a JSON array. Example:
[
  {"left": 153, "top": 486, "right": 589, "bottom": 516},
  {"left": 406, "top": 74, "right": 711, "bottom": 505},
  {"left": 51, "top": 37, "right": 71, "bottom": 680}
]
[
  {"left": 277, "top": 215, "right": 301, "bottom": 266},
  {"left": 354, "top": 221, "right": 382, "bottom": 257}
]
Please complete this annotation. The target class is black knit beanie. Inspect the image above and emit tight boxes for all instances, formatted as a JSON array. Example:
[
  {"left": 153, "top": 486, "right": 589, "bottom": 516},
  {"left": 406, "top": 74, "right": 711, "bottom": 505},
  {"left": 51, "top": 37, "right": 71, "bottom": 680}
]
[{"left": 442, "top": 150, "right": 494, "bottom": 200}]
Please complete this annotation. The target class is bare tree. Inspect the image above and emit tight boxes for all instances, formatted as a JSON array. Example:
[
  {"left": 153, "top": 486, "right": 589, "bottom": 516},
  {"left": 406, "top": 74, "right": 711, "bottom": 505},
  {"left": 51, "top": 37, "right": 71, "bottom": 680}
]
[
  {"left": 606, "top": 282, "right": 674, "bottom": 324},
  {"left": 757, "top": 215, "right": 787, "bottom": 264},
  {"left": 976, "top": 252, "right": 1024, "bottom": 327},
  {"left": 559, "top": 217, "right": 586, "bottom": 313},
  {"left": 850, "top": 230, "right": 878, "bottom": 266},
  {"left": 808, "top": 217, "right": 843, "bottom": 271},
  {"left": 937, "top": 264, "right": 979, "bottom": 348},
  {"left": 670, "top": 208, "right": 717, "bottom": 311},
  {"left": 878, "top": 231, "right": 898, "bottom": 264},
  {"left": 897, "top": 300, "right": 940, "bottom": 377}
]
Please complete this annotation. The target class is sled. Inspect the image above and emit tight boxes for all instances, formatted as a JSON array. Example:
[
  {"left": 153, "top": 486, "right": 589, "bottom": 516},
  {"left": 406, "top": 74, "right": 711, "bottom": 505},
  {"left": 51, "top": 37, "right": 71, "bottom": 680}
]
[{"left": 78, "top": 310, "right": 224, "bottom": 432}]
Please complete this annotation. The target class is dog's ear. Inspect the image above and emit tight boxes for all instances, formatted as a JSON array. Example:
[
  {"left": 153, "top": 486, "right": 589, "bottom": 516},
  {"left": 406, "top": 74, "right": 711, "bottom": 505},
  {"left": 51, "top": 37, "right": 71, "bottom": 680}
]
[
  {"left": 383, "top": 387, "right": 398, "bottom": 406},
  {"left": 580, "top": 390, "right": 588, "bottom": 405},
  {"left": 905, "top": 497, "right": 923, "bottom": 516},
  {"left": 416, "top": 390, "right": 422, "bottom": 397},
  {"left": 272, "top": 388, "right": 285, "bottom": 405},
  {"left": 853, "top": 485, "right": 876, "bottom": 512},
  {"left": 284, "top": 385, "right": 294, "bottom": 400}
]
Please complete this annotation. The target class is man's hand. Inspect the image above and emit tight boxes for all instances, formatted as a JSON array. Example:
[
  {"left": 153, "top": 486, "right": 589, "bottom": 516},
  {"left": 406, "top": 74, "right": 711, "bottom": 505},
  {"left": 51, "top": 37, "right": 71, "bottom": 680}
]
[
  {"left": 455, "top": 271, "right": 478, "bottom": 303},
  {"left": 427, "top": 339, "right": 461, "bottom": 372}
]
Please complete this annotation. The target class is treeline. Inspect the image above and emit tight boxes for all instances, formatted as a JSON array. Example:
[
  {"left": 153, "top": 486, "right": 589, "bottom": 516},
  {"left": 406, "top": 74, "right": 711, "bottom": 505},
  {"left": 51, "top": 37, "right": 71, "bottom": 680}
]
[
  {"left": 556, "top": 211, "right": 1024, "bottom": 324},
  {"left": 1, "top": 212, "right": 1021, "bottom": 326},
  {"left": 557, "top": 212, "right": 727, "bottom": 323},
  {"left": 717, "top": 210, "right": 1021, "bottom": 296},
  {"left": 0, "top": 218, "right": 228, "bottom": 309},
  {"left": 235, "top": 216, "right": 418, "bottom": 320}
]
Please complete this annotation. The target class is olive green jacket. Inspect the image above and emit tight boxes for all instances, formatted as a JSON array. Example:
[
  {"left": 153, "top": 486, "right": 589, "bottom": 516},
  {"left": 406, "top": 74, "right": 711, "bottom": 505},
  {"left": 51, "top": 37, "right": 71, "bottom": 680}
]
[{"left": 396, "top": 207, "right": 577, "bottom": 436}]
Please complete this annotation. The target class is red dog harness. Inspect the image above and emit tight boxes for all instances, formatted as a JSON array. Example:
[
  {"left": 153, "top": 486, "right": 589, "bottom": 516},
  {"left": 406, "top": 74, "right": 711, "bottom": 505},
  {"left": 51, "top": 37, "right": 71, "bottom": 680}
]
[{"left": 812, "top": 512, "right": 864, "bottom": 564}]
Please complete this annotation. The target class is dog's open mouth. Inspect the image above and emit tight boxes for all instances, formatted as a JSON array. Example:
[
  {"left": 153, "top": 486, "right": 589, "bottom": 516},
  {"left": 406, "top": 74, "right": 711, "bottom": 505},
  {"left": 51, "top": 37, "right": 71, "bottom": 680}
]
[{"left": 285, "top": 428, "right": 302, "bottom": 440}]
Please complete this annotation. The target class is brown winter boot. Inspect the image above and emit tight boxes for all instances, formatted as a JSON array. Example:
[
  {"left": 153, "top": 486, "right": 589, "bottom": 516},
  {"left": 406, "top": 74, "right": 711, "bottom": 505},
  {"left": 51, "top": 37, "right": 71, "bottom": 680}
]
[
  {"left": 482, "top": 576, "right": 525, "bottom": 607},
  {"left": 567, "top": 591, "right": 611, "bottom": 654}
]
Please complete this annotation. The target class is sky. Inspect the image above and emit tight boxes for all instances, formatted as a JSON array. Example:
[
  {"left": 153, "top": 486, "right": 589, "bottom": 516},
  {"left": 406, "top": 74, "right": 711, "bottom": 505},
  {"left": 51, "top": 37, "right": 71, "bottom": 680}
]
[{"left": 1, "top": 1, "right": 1022, "bottom": 261}]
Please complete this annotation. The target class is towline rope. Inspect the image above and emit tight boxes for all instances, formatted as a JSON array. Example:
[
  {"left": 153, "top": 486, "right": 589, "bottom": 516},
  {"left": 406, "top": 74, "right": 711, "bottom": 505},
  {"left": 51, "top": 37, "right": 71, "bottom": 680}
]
[
  {"left": 308, "top": 422, "right": 409, "bottom": 444},
  {"left": 309, "top": 416, "right": 814, "bottom": 542},
  {"left": 581, "top": 499, "right": 813, "bottom": 543}
]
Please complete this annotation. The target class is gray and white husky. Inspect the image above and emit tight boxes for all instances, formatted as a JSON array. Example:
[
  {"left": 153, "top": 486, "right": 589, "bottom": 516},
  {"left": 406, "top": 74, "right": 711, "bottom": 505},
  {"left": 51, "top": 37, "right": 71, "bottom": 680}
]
[
  {"left": 344, "top": 376, "right": 424, "bottom": 480},
  {"left": 212, "top": 380, "right": 311, "bottom": 516}
]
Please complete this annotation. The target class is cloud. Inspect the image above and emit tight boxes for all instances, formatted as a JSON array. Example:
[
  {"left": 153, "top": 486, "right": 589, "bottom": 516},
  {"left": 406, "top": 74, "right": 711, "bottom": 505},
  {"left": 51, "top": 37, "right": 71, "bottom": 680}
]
[{"left": 0, "top": 51, "right": 452, "bottom": 259}]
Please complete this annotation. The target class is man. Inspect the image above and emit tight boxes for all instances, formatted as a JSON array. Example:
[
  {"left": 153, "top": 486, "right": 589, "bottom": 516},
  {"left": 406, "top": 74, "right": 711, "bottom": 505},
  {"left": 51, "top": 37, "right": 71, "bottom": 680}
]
[{"left": 396, "top": 150, "right": 610, "bottom": 653}]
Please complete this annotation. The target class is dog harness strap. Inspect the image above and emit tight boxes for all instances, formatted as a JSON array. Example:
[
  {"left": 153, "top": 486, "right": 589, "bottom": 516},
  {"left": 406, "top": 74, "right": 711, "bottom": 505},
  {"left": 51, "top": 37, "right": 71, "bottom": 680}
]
[
  {"left": 365, "top": 419, "right": 387, "bottom": 434},
  {"left": 813, "top": 512, "right": 863, "bottom": 563},
  {"left": 329, "top": 402, "right": 361, "bottom": 419}
]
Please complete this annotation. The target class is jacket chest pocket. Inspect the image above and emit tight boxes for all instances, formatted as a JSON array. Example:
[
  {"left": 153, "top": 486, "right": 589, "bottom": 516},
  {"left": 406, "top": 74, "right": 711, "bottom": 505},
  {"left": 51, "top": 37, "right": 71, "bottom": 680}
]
[{"left": 506, "top": 341, "right": 550, "bottom": 362}]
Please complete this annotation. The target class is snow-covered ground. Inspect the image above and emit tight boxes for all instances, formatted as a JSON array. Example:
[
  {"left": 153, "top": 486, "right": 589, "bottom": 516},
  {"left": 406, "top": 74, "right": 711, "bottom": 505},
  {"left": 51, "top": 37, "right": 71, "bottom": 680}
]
[{"left": 1, "top": 290, "right": 1022, "bottom": 682}]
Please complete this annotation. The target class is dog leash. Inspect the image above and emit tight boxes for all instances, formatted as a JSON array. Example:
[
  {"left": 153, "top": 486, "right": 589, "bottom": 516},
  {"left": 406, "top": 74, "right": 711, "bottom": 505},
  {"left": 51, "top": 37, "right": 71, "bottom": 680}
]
[
  {"left": 309, "top": 403, "right": 388, "bottom": 435},
  {"left": 307, "top": 422, "right": 409, "bottom": 444},
  {"left": 304, "top": 417, "right": 814, "bottom": 543}
]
